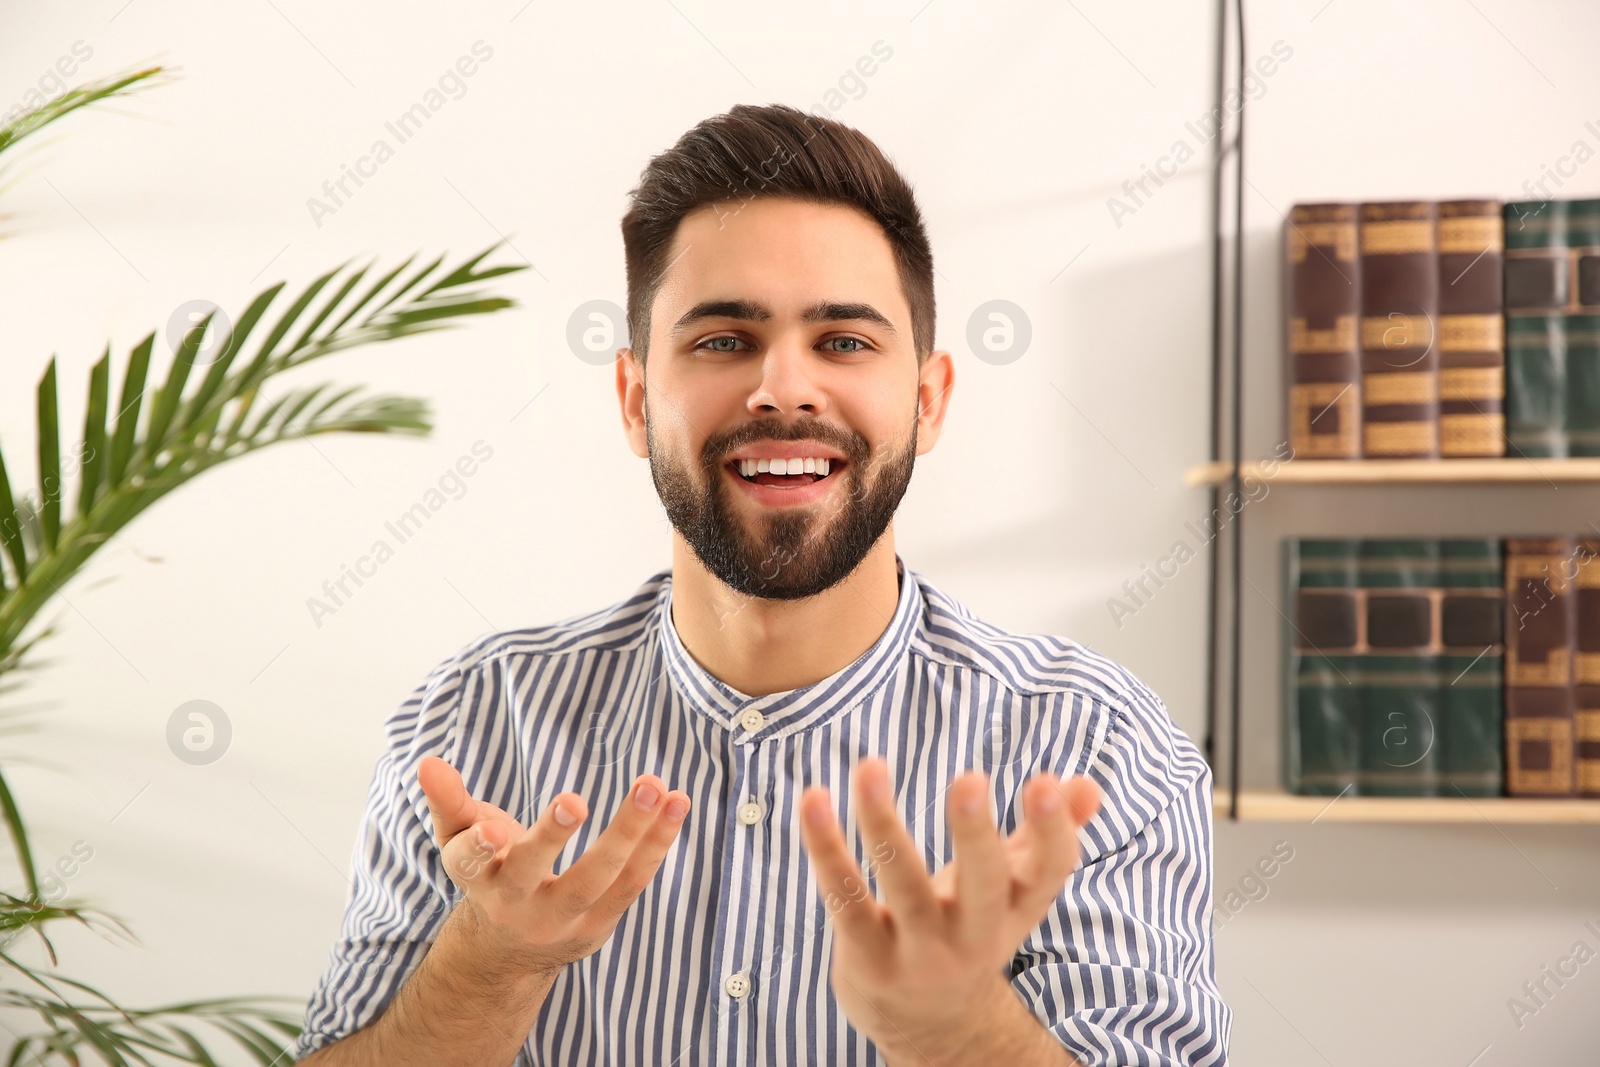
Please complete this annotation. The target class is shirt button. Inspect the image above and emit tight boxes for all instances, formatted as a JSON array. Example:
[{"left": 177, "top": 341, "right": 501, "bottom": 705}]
[
  {"left": 739, "top": 708, "right": 766, "bottom": 732},
  {"left": 737, "top": 800, "right": 764, "bottom": 825},
  {"left": 724, "top": 971, "right": 751, "bottom": 998}
]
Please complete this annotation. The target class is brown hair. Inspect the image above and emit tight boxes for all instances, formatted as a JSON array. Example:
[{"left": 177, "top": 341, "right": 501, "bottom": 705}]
[{"left": 620, "top": 103, "right": 935, "bottom": 369}]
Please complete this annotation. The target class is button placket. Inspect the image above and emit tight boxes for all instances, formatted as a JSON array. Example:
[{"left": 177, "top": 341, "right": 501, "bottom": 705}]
[
  {"left": 733, "top": 718, "right": 768, "bottom": 827},
  {"left": 706, "top": 743, "right": 751, "bottom": 1047},
  {"left": 715, "top": 739, "right": 777, "bottom": 1049}
]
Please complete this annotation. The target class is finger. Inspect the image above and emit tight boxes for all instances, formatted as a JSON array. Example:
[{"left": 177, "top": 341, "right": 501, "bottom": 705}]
[
  {"left": 949, "top": 771, "right": 1008, "bottom": 949},
  {"left": 1065, "top": 776, "right": 1103, "bottom": 826},
  {"left": 545, "top": 775, "right": 672, "bottom": 915},
  {"left": 797, "top": 787, "right": 891, "bottom": 956},
  {"left": 852, "top": 758, "right": 939, "bottom": 927},
  {"left": 1011, "top": 775, "right": 1080, "bottom": 917},
  {"left": 586, "top": 790, "right": 693, "bottom": 927},
  {"left": 419, "top": 756, "right": 477, "bottom": 843},
  {"left": 419, "top": 756, "right": 523, "bottom": 852},
  {"left": 440, "top": 814, "right": 511, "bottom": 890},
  {"left": 496, "top": 789, "right": 592, "bottom": 892}
]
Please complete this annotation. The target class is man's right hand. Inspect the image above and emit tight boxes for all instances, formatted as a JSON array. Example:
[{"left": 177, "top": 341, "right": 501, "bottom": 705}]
[{"left": 418, "top": 756, "right": 691, "bottom": 980}]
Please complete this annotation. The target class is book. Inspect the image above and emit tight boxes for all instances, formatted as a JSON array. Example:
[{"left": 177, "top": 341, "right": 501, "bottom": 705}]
[
  {"left": 1435, "top": 200, "right": 1506, "bottom": 457},
  {"left": 1504, "top": 200, "right": 1568, "bottom": 457},
  {"left": 1357, "top": 540, "right": 1443, "bottom": 796},
  {"left": 1287, "top": 539, "right": 1361, "bottom": 794},
  {"left": 1575, "top": 536, "right": 1600, "bottom": 797},
  {"left": 1359, "top": 202, "right": 1440, "bottom": 458},
  {"left": 1286, "top": 538, "right": 1504, "bottom": 796},
  {"left": 1437, "top": 539, "right": 1506, "bottom": 796},
  {"left": 1504, "top": 537, "right": 1577, "bottom": 796},
  {"left": 1565, "top": 199, "right": 1600, "bottom": 456},
  {"left": 1286, "top": 203, "right": 1362, "bottom": 458}
]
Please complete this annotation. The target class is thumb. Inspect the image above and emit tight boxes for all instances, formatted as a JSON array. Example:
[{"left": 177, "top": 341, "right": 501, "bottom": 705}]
[{"left": 419, "top": 755, "right": 475, "bottom": 845}]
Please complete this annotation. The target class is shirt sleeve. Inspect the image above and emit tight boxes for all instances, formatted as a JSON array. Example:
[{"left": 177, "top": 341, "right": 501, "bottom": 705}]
[
  {"left": 292, "top": 651, "right": 478, "bottom": 1061},
  {"left": 1006, "top": 673, "right": 1232, "bottom": 1065}
]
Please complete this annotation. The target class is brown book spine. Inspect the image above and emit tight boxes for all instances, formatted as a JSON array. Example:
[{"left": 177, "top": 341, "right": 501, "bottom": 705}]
[
  {"left": 1575, "top": 537, "right": 1600, "bottom": 797},
  {"left": 1435, "top": 200, "right": 1506, "bottom": 457},
  {"left": 1504, "top": 537, "right": 1578, "bottom": 796},
  {"left": 1360, "top": 201, "right": 1440, "bottom": 457},
  {"left": 1286, "top": 203, "right": 1361, "bottom": 458}
]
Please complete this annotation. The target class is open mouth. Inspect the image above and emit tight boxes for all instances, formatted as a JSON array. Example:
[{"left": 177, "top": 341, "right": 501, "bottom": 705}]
[{"left": 726, "top": 456, "right": 845, "bottom": 488}]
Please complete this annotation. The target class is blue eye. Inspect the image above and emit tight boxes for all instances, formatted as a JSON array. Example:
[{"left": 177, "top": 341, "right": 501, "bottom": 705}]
[{"left": 825, "top": 337, "right": 869, "bottom": 354}]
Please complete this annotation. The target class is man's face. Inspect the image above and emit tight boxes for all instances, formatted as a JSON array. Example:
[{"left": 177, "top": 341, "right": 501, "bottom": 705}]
[{"left": 617, "top": 195, "right": 949, "bottom": 601}]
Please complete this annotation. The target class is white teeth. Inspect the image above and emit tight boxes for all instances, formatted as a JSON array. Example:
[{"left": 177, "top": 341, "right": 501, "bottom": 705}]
[{"left": 734, "top": 457, "right": 834, "bottom": 478}]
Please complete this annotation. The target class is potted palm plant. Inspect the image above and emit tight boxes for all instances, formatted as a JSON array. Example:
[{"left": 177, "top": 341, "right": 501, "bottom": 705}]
[{"left": 0, "top": 63, "right": 524, "bottom": 1063}]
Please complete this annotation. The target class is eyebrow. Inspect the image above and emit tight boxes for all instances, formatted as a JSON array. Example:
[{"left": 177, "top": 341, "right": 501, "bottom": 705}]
[{"left": 670, "top": 299, "right": 898, "bottom": 337}]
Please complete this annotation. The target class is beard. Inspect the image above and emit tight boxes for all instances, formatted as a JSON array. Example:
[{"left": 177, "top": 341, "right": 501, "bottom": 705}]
[{"left": 647, "top": 407, "right": 916, "bottom": 601}]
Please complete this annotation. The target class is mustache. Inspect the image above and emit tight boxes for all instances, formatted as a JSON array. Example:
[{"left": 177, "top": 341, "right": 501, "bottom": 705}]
[{"left": 703, "top": 420, "right": 863, "bottom": 466}]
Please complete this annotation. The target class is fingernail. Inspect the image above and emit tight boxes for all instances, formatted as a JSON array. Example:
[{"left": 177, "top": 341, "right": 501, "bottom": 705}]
[
  {"left": 959, "top": 791, "right": 983, "bottom": 817},
  {"left": 635, "top": 783, "right": 662, "bottom": 811},
  {"left": 665, "top": 799, "right": 689, "bottom": 823},
  {"left": 1035, "top": 783, "right": 1062, "bottom": 814},
  {"left": 863, "top": 775, "right": 888, "bottom": 805},
  {"left": 553, "top": 801, "right": 579, "bottom": 827}
]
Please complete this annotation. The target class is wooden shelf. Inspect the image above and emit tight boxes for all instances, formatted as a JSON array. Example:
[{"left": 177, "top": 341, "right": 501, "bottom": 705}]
[
  {"left": 1214, "top": 789, "right": 1600, "bottom": 824},
  {"left": 1184, "top": 458, "right": 1600, "bottom": 488}
]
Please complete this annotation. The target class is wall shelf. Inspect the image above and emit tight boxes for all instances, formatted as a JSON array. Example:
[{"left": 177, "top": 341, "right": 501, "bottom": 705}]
[
  {"left": 1214, "top": 790, "right": 1600, "bottom": 824},
  {"left": 1185, "top": 458, "right": 1600, "bottom": 488},
  {"left": 1194, "top": 5, "right": 1599, "bottom": 823}
]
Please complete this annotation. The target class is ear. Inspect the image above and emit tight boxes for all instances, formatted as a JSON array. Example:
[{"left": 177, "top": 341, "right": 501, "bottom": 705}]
[
  {"left": 616, "top": 347, "right": 649, "bottom": 458},
  {"left": 913, "top": 348, "right": 955, "bottom": 456}
]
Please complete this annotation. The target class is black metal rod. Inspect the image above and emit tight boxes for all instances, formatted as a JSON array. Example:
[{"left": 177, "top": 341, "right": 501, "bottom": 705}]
[
  {"left": 1202, "top": 0, "right": 1227, "bottom": 776},
  {"left": 1227, "top": 0, "right": 1248, "bottom": 822}
]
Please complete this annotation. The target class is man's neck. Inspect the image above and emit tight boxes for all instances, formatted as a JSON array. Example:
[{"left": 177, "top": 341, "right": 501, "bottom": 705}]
[{"left": 668, "top": 532, "right": 902, "bottom": 697}]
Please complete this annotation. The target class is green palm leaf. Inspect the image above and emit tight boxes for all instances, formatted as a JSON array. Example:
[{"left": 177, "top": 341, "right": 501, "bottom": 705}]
[
  {"left": 0, "top": 245, "right": 521, "bottom": 1064},
  {"left": 0, "top": 58, "right": 524, "bottom": 1067},
  {"left": 0, "top": 67, "right": 169, "bottom": 163},
  {"left": 0, "top": 244, "right": 523, "bottom": 663}
]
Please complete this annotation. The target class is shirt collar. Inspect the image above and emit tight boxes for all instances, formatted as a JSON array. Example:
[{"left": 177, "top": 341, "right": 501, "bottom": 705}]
[{"left": 657, "top": 553, "right": 921, "bottom": 740}]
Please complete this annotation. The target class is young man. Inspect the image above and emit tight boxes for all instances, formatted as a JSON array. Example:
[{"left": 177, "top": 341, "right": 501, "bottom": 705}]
[{"left": 295, "top": 104, "right": 1229, "bottom": 1066}]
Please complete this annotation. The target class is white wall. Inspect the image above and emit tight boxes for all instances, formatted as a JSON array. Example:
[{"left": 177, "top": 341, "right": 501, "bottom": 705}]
[{"left": 0, "top": 0, "right": 1595, "bottom": 1063}]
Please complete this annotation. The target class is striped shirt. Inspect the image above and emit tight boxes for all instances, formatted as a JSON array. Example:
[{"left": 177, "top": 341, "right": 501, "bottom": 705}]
[{"left": 295, "top": 555, "right": 1230, "bottom": 1064}]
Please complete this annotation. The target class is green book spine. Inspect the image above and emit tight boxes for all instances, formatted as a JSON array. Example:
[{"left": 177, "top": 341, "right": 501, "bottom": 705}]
[
  {"left": 1440, "top": 652, "right": 1503, "bottom": 795},
  {"left": 1287, "top": 539, "right": 1361, "bottom": 795},
  {"left": 1438, "top": 539, "right": 1505, "bottom": 797},
  {"left": 1360, "top": 655, "right": 1443, "bottom": 796},
  {"left": 1566, "top": 201, "right": 1600, "bottom": 455},
  {"left": 1567, "top": 314, "right": 1600, "bottom": 456},
  {"left": 1506, "top": 315, "right": 1567, "bottom": 457},
  {"left": 1359, "top": 540, "right": 1444, "bottom": 796},
  {"left": 1505, "top": 199, "right": 1569, "bottom": 458},
  {"left": 1293, "top": 654, "right": 1363, "bottom": 794}
]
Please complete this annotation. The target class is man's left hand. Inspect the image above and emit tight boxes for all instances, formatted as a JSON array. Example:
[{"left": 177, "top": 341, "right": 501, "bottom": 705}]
[{"left": 797, "top": 758, "right": 1102, "bottom": 1064}]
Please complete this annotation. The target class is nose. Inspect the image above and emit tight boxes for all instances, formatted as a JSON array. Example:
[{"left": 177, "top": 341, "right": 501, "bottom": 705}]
[{"left": 747, "top": 334, "right": 826, "bottom": 417}]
